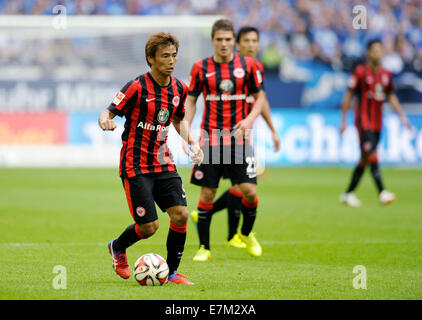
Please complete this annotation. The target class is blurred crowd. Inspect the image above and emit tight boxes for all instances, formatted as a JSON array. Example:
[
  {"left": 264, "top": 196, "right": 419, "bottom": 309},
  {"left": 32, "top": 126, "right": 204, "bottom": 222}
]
[{"left": 0, "top": 0, "right": 421, "bottom": 75}]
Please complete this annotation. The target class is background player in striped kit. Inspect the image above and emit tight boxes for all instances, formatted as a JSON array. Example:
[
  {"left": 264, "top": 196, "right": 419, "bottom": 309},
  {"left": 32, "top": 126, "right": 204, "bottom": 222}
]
[
  {"left": 339, "top": 39, "right": 411, "bottom": 207},
  {"left": 185, "top": 19, "right": 267, "bottom": 261},
  {"left": 98, "top": 32, "right": 203, "bottom": 284},
  {"left": 197, "top": 26, "right": 281, "bottom": 249}
]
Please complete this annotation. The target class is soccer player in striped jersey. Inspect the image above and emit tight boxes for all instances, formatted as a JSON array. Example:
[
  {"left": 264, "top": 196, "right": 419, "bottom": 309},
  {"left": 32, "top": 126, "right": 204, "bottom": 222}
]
[
  {"left": 185, "top": 19, "right": 267, "bottom": 261},
  {"left": 202, "top": 26, "right": 280, "bottom": 249},
  {"left": 340, "top": 39, "right": 411, "bottom": 207},
  {"left": 99, "top": 32, "right": 203, "bottom": 284}
]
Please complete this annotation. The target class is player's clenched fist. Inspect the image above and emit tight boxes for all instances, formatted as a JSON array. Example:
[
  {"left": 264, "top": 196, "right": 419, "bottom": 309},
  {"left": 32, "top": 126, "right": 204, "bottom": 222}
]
[
  {"left": 98, "top": 110, "right": 117, "bottom": 131},
  {"left": 100, "top": 119, "right": 116, "bottom": 131}
]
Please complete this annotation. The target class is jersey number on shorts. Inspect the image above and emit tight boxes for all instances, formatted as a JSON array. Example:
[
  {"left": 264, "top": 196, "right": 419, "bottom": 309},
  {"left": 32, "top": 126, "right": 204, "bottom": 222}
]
[{"left": 246, "top": 156, "right": 257, "bottom": 178}]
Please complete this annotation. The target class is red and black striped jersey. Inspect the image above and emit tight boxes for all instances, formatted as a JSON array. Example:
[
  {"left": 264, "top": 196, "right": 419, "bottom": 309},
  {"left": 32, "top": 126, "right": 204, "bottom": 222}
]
[
  {"left": 188, "top": 53, "right": 263, "bottom": 146},
  {"left": 246, "top": 59, "right": 265, "bottom": 114},
  {"left": 349, "top": 64, "right": 394, "bottom": 132},
  {"left": 108, "top": 72, "right": 187, "bottom": 178}
]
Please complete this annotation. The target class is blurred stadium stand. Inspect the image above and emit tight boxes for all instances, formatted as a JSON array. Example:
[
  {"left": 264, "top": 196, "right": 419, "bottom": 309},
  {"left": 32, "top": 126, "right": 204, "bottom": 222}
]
[
  {"left": 0, "top": 0, "right": 421, "bottom": 110},
  {"left": 0, "top": 0, "right": 422, "bottom": 109},
  {"left": 0, "top": 0, "right": 422, "bottom": 168}
]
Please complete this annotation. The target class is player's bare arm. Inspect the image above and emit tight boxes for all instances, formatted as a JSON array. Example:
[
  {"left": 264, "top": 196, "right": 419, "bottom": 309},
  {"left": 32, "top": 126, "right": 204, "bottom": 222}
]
[
  {"left": 180, "top": 95, "right": 198, "bottom": 155},
  {"left": 260, "top": 98, "right": 280, "bottom": 151},
  {"left": 184, "top": 95, "right": 198, "bottom": 127},
  {"left": 340, "top": 88, "right": 354, "bottom": 134},
  {"left": 98, "top": 109, "right": 117, "bottom": 131},
  {"left": 172, "top": 115, "right": 204, "bottom": 165},
  {"left": 234, "top": 90, "right": 266, "bottom": 138},
  {"left": 387, "top": 92, "right": 411, "bottom": 129}
]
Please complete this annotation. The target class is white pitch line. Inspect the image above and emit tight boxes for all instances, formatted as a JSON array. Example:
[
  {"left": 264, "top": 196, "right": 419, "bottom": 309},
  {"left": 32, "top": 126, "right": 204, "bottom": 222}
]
[
  {"left": 1, "top": 239, "right": 422, "bottom": 247},
  {"left": 260, "top": 239, "right": 422, "bottom": 245}
]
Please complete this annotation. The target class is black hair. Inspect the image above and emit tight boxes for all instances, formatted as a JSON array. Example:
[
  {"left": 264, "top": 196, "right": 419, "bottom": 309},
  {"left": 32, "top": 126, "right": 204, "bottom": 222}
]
[
  {"left": 236, "top": 26, "right": 260, "bottom": 43},
  {"left": 367, "top": 39, "right": 382, "bottom": 50}
]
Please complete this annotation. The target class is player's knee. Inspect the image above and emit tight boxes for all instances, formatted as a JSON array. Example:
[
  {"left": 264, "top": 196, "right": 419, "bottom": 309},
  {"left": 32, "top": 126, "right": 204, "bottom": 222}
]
[
  {"left": 358, "top": 158, "right": 367, "bottom": 168},
  {"left": 368, "top": 152, "right": 378, "bottom": 164},
  {"left": 137, "top": 221, "right": 158, "bottom": 238},
  {"left": 242, "top": 188, "right": 257, "bottom": 203},
  {"left": 171, "top": 207, "right": 189, "bottom": 226},
  {"left": 200, "top": 187, "right": 217, "bottom": 203},
  {"left": 231, "top": 184, "right": 241, "bottom": 193}
]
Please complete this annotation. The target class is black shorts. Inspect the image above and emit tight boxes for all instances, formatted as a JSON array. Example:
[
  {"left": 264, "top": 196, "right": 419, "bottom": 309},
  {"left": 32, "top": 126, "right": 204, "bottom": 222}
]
[
  {"left": 358, "top": 129, "right": 381, "bottom": 154},
  {"left": 121, "top": 171, "right": 187, "bottom": 225},
  {"left": 190, "top": 145, "right": 257, "bottom": 188}
]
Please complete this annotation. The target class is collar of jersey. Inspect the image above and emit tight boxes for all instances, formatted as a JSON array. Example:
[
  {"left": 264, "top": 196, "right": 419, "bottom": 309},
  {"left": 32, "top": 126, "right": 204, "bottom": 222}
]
[
  {"left": 212, "top": 52, "right": 237, "bottom": 65},
  {"left": 146, "top": 72, "right": 173, "bottom": 88}
]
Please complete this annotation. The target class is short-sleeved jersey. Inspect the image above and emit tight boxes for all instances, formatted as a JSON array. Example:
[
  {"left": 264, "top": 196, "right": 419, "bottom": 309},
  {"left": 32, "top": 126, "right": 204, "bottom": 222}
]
[
  {"left": 246, "top": 59, "right": 265, "bottom": 114},
  {"left": 108, "top": 72, "right": 188, "bottom": 178},
  {"left": 188, "top": 53, "right": 263, "bottom": 146},
  {"left": 348, "top": 64, "right": 394, "bottom": 132}
]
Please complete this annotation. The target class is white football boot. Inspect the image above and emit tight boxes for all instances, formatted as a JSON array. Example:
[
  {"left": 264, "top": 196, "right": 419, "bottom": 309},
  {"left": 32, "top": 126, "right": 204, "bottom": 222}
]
[
  {"left": 340, "top": 192, "right": 362, "bottom": 207},
  {"left": 379, "top": 190, "right": 396, "bottom": 205}
]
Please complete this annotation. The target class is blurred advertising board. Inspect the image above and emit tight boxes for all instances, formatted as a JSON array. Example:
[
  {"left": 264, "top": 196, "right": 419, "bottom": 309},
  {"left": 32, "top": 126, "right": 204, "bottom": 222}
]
[
  {"left": 0, "top": 112, "right": 66, "bottom": 144},
  {"left": 254, "top": 110, "right": 422, "bottom": 167},
  {"left": 0, "top": 110, "right": 421, "bottom": 167}
]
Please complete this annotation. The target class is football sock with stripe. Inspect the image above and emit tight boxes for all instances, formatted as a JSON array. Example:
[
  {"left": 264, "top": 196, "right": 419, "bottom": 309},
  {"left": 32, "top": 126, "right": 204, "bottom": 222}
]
[
  {"left": 227, "top": 187, "right": 243, "bottom": 240},
  {"left": 197, "top": 199, "right": 213, "bottom": 250},
  {"left": 211, "top": 189, "right": 229, "bottom": 215},
  {"left": 240, "top": 197, "right": 258, "bottom": 236},
  {"left": 113, "top": 223, "right": 145, "bottom": 252},
  {"left": 166, "top": 222, "right": 187, "bottom": 275},
  {"left": 346, "top": 160, "right": 366, "bottom": 193},
  {"left": 369, "top": 155, "right": 384, "bottom": 193}
]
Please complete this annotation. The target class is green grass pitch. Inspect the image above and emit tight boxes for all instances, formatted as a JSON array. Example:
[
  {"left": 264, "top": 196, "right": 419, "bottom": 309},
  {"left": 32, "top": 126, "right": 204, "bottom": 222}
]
[{"left": 0, "top": 167, "right": 421, "bottom": 300}]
